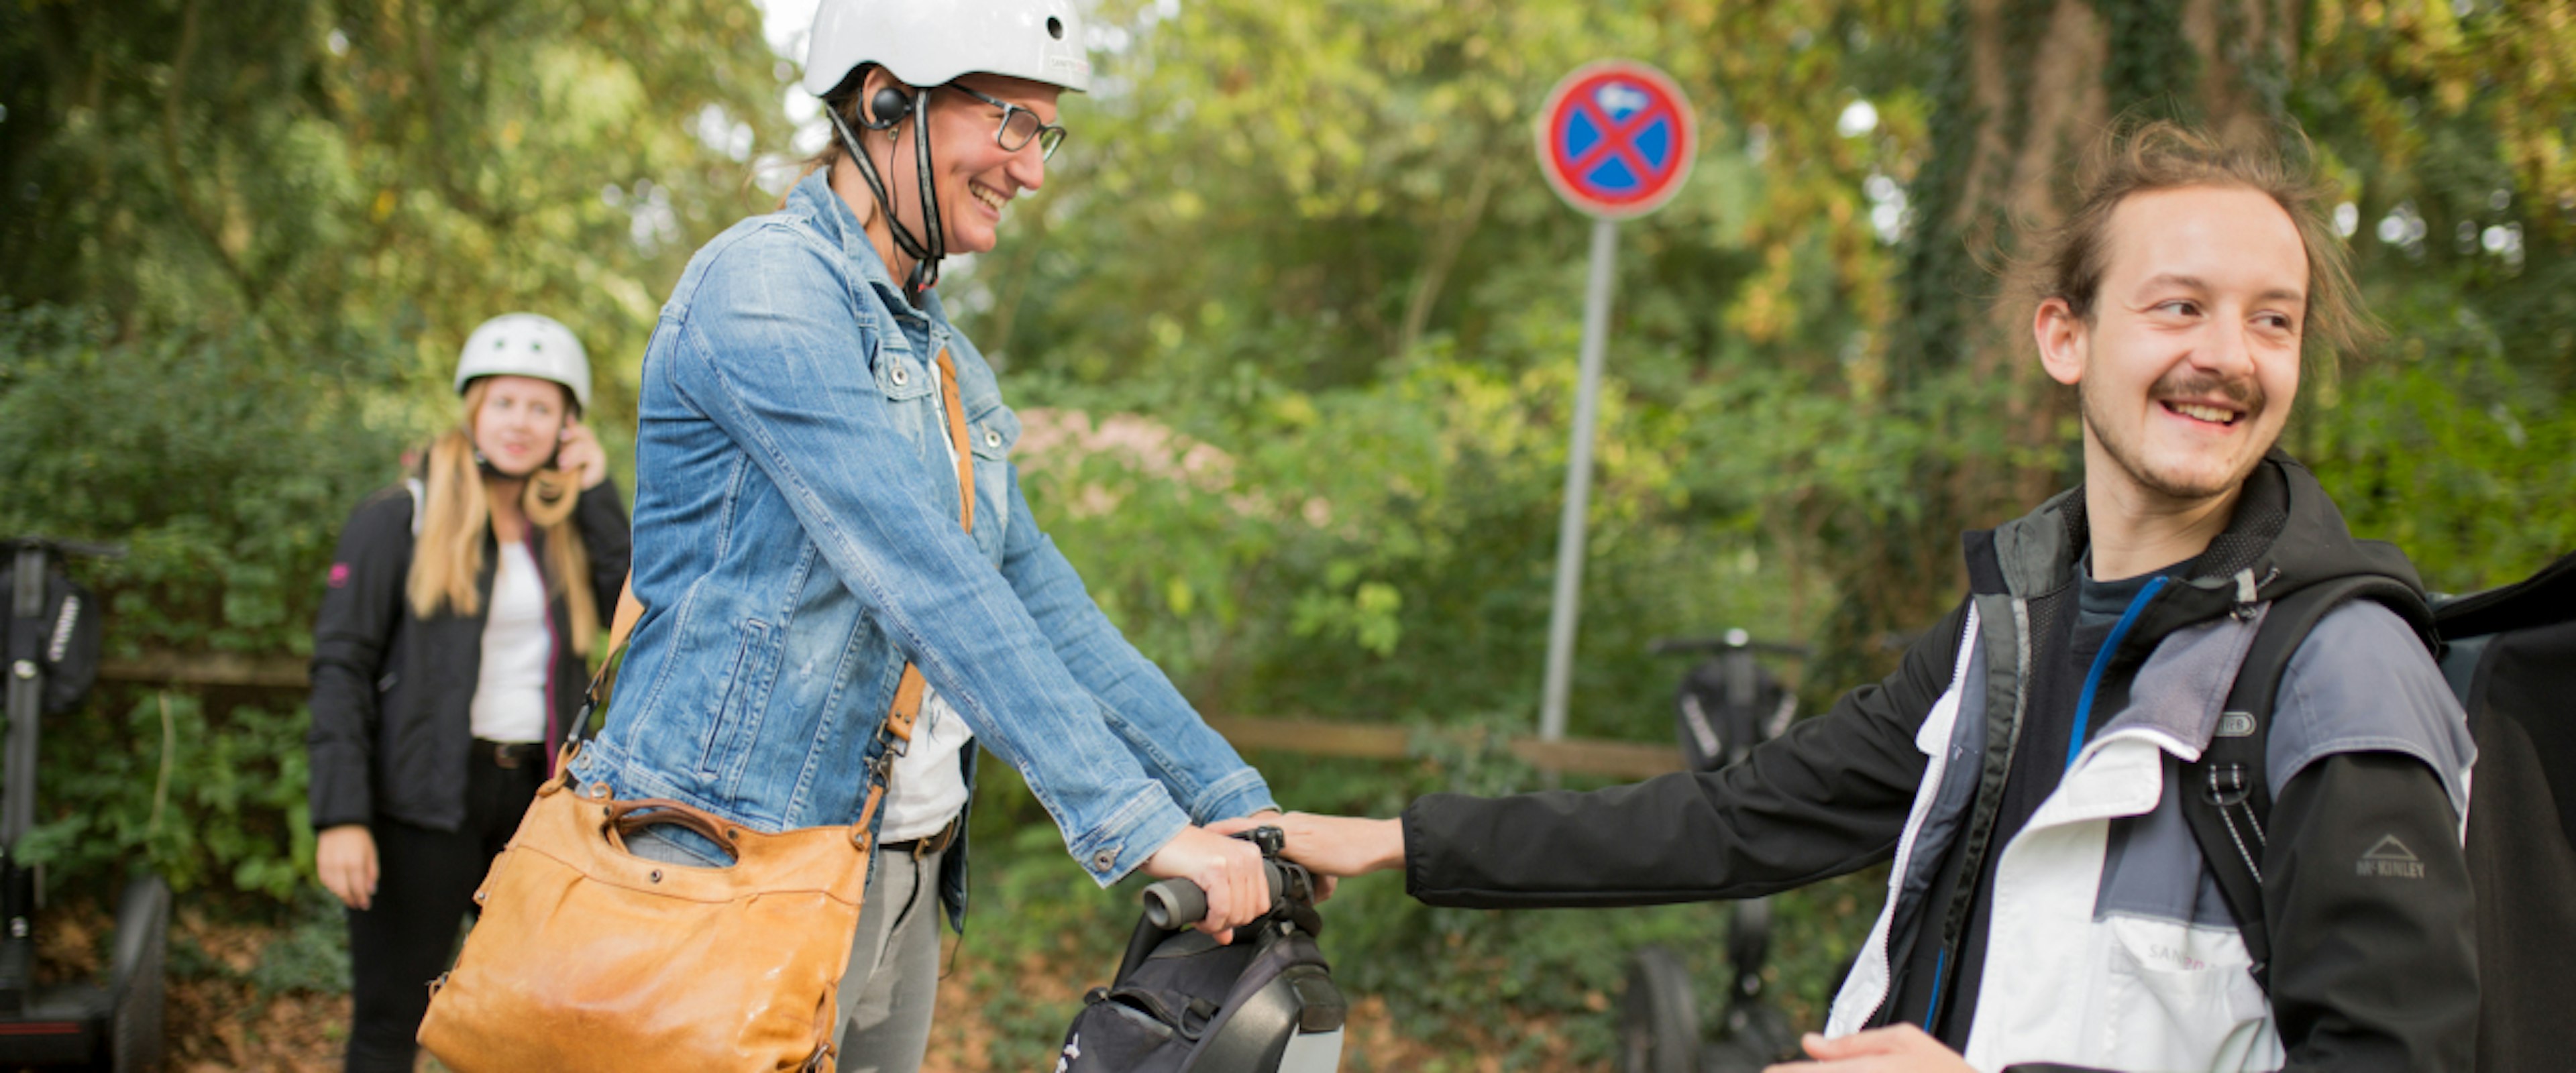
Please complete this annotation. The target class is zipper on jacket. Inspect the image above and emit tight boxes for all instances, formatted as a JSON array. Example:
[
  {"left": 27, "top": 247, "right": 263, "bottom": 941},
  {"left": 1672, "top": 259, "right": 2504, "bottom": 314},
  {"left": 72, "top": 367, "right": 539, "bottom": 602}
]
[
  {"left": 1917, "top": 594, "right": 2031, "bottom": 1035},
  {"left": 1865, "top": 604, "right": 1983, "bottom": 1029}
]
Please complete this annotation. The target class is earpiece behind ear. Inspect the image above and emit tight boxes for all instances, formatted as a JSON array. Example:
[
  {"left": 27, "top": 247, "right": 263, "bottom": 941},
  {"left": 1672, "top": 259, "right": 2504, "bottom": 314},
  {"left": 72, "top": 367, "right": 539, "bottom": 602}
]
[{"left": 866, "top": 86, "right": 913, "bottom": 130}]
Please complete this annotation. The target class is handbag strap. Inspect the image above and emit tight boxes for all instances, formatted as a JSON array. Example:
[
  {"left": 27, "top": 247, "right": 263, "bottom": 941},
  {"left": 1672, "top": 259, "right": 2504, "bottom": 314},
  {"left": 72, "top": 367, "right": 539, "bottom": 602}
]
[
  {"left": 561, "top": 575, "right": 642, "bottom": 760},
  {"left": 567, "top": 350, "right": 980, "bottom": 844}
]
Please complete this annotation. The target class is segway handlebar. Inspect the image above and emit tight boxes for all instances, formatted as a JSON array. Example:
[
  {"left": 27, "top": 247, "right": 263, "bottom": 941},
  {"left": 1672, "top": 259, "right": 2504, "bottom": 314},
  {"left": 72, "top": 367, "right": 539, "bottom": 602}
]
[
  {"left": 1648, "top": 629, "right": 1809, "bottom": 659},
  {"left": 1140, "top": 858, "right": 1316, "bottom": 930},
  {"left": 6, "top": 536, "right": 127, "bottom": 561}
]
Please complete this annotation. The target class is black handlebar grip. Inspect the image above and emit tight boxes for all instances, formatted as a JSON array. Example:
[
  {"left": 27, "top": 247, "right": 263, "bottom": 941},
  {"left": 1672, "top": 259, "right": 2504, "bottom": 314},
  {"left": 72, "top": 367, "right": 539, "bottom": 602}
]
[
  {"left": 1140, "top": 860, "right": 1309, "bottom": 929},
  {"left": 1140, "top": 878, "right": 1208, "bottom": 930}
]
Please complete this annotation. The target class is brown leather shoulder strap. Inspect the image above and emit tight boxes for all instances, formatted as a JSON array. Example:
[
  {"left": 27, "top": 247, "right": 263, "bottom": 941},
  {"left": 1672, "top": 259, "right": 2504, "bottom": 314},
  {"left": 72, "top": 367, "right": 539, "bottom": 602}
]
[
  {"left": 881, "top": 349, "right": 976, "bottom": 748},
  {"left": 607, "top": 574, "right": 644, "bottom": 654},
  {"left": 933, "top": 348, "right": 975, "bottom": 534}
]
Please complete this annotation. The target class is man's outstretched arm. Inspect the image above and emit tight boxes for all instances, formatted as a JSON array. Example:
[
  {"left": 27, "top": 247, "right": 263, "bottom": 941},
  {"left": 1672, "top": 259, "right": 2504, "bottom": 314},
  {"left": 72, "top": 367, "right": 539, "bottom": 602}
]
[{"left": 1253, "top": 600, "right": 1969, "bottom": 907}]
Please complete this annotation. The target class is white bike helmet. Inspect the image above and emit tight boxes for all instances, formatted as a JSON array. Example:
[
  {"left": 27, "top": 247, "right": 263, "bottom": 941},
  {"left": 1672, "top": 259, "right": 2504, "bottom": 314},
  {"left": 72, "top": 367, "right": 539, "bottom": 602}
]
[
  {"left": 455, "top": 313, "right": 591, "bottom": 414},
  {"left": 801, "top": 0, "right": 1092, "bottom": 98},
  {"left": 802, "top": 0, "right": 1091, "bottom": 304}
]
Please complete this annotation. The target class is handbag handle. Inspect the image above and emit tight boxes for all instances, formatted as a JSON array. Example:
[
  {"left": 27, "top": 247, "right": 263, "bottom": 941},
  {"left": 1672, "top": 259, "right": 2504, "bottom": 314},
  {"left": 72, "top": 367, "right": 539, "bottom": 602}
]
[{"left": 604, "top": 797, "right": 745, "bottom": 862}]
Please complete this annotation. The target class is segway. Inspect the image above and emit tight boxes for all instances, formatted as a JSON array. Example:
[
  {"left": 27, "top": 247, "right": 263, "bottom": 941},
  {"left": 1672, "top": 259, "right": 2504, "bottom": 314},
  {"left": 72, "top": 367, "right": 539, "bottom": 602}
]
[
  {"left": 1618, "top": 632, "right": 1807, "bottom": 1073},
  {"left": 0, "top": 537, "right": 169, "bottom": 1071},
  {"left": 1057, "top": 826, "right": 1345, "bottom": 1072}
]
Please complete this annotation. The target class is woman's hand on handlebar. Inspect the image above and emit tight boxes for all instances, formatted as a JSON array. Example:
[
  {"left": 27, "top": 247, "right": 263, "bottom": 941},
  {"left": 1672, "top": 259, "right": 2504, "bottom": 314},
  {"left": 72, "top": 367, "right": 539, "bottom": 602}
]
[
  {"left": 1140, "top": 826, "right": 1268, "bottom": 944},
  {"left": 317, "top": 824, "right": 380, "bottom": 910},
  {"left": 1210, "top": 810, "right": 1338, "bottom": 903},
  {"left": 1210, "top": 811, "right": 1404, "bottom": 881}
]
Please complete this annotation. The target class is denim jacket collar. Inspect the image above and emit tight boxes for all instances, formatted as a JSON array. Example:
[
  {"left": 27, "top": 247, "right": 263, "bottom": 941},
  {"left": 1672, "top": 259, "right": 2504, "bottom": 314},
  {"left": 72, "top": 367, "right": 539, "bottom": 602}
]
[{"left": 787, "top": 168, "right": 951, "bottom": 343}]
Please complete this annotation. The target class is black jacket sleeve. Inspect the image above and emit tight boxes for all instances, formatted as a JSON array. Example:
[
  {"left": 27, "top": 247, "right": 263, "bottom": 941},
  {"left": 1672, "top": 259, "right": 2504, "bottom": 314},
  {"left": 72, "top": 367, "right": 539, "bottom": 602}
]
[
  {"left": 305, "top": 490, "right": 415, "bottom": 830},
  {"left": 1401, "top": 600, "right": 1968, "bottom": 908},
  {"left": 2265, "top": 751, "right": 2477, "bottom": 1072},
  {"left": 574, "top": 476, "right": 631, "bottom": 624}
]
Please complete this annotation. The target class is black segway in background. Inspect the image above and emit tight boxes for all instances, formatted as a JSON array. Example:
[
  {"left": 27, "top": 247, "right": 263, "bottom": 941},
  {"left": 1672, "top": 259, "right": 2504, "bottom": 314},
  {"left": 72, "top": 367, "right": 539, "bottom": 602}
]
[
  {"left": 1619, "top": 630, "right": 1807, "bottom": 1073},
  {"left": 0, "top": 537, "right": 168, "bottom": 1071},
  {"left": 1057, "top": 826, "right": 1346, "bottom": 1073}
]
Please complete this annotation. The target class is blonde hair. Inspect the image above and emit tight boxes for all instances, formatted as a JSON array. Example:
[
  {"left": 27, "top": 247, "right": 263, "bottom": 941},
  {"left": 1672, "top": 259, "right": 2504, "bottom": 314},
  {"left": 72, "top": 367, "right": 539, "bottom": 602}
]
[
  {"left": 2012, "top": 118, "right": 2378, "bottom": 363},
  {"left": 406, "top": 379, "right": 598, "bottom": 656},
  {"left": 781, "top": 87, "right": 870, "bottom": 211}
]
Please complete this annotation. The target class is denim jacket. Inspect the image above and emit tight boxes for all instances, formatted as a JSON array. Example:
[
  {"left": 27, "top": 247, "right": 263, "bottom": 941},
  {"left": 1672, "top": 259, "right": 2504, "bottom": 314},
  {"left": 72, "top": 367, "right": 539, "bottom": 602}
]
[{"left": 573, "top": 168, "right": 1275, "bottom": 926}]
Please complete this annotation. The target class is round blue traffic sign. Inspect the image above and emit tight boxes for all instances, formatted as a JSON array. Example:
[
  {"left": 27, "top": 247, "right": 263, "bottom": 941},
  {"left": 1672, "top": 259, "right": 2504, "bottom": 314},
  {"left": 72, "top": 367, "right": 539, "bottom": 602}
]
[{"left": 1536, "top": 60, "right": 1696, "bottom": 219}]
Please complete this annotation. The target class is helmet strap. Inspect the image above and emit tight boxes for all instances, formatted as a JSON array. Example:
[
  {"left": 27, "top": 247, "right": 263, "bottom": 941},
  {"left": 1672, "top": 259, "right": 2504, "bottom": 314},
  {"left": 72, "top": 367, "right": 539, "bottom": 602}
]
[
  {"left": 828, "top": 91, "right": 943, "bottom": 308},
  {"left": 907, "top": 87, "right": 944, "bottom": 303}
]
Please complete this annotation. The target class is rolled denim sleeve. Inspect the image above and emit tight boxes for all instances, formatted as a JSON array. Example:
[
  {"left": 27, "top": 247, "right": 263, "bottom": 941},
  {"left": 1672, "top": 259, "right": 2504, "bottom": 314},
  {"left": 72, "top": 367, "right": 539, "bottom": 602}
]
[
  {"left": 996, "top": 463, "right": 1277, "bottom": 823},
  {"left": 663, "top": 229, "right": 1189, "bottom": 884}
]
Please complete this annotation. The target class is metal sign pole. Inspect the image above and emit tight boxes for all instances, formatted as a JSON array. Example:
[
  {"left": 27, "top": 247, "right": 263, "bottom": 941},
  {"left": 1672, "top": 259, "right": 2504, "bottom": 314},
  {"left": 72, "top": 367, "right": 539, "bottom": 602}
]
[
  {"left": 1532, "top": 58, "right": 1691, "bottom": 747},
  {"left": 1538, "top": 216, "right": 1620, "bottom": 743}
]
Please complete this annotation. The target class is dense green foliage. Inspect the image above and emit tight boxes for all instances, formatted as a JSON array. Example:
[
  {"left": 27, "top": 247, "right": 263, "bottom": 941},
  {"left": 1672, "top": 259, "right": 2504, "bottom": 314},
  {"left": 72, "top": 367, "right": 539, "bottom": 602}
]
[
  {"left": 1, "top": 0, "right": 782, "bottom": 906},
  {"left": 3, "top": 0, "right": 2571, "bottom": 1065}
]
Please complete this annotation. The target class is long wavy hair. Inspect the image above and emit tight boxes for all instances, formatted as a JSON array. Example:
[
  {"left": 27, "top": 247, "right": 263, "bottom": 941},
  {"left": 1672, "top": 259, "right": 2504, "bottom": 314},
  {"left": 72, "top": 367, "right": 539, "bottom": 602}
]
[{"left": 405, "top": 378, "right": 597, "bottom": 656}]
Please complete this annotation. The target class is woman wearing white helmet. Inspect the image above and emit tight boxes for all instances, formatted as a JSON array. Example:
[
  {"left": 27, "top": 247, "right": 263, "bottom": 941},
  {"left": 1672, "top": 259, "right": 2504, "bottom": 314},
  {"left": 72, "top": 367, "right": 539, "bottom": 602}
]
[
  {"left": 305, "top": 313, "right": 631, "bottom": 1072},
  {"left": 564, "top": 1, "right": 1285, "bottom": 1068}
]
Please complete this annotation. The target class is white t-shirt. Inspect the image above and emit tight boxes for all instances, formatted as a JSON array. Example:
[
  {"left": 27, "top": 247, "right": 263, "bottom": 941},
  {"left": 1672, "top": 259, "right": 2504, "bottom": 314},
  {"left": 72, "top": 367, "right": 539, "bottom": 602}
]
[
  {"left": 469, "top": 541, "right": 552, "bottom": 743},
  {"left": 879, "top": 368, "right": 978, "bottom": 842}
]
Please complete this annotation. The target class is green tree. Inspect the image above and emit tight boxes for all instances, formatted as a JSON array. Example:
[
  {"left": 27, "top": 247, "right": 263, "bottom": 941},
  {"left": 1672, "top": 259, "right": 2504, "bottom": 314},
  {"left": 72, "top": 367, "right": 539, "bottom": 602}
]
[{"left": 0, "top": 0, "right": 788, "bottom": 897}]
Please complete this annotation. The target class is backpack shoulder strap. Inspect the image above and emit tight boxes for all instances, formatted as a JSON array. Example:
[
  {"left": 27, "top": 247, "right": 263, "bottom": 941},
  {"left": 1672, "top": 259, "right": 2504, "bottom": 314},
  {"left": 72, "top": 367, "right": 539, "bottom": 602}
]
[{"left": 2182, "top": 575, "right": 2420, "bottom": 996}]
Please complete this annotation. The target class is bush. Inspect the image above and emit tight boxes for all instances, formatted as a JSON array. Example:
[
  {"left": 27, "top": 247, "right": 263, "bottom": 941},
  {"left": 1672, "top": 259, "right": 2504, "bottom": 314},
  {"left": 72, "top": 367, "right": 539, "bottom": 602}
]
[{"left": 0, "top": 304, "right": 407, "bottom": 899}]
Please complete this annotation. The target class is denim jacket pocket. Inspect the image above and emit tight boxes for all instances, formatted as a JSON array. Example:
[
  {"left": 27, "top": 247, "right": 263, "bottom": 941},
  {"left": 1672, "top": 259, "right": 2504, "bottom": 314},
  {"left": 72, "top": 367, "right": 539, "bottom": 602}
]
[{"left": 697, "top": 618, "right": 776, "bottom": 782}]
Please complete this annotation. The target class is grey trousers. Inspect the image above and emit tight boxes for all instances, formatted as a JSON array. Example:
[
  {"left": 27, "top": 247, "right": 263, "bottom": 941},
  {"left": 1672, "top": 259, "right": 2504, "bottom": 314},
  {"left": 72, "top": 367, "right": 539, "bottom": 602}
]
[
  {"left": 623, "top": 830, "right": 945, "bottom": 1073},
  {"left": 835, "top": 845, "right": 945, "bottom": 1072}
]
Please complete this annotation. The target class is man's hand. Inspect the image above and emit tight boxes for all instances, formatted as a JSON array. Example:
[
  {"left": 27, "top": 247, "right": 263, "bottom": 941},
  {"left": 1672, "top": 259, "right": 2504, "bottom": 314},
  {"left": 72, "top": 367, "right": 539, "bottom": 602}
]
[
  {"left": 1140, "top": 825, "right": 1269, "bottom": 944},
  {"left": 556, "top": 418, "right": 609, "bottom": 490},
  {"left": 1220, "top": 809, "right": 1340, "bottom": 903},
  {"left": 317, "top": 824, "right": 380, "bottom": 911},
  {"left": 1764, "top": 1027, "right": 1975, "bottom": 1072},
  {"left": 1210, "top": 811, "right": 1405, "bottom": 880}
]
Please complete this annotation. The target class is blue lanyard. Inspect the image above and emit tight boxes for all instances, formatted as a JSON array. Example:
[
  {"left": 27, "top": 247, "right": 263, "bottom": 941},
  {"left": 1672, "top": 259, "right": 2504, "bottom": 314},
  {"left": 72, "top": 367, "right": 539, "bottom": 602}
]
[{"left": 2067, "top": 576, "right": 2169, "bottom": 771}]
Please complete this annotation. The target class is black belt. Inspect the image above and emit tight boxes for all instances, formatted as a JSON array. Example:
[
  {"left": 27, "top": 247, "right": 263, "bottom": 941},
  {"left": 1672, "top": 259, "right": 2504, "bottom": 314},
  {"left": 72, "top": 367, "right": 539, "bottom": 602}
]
[
  {"left": 474, "top": 738, "right": 547, "bottom": 770},
  {"left": 879, "top": 815, "right": 963, "bottom": 859}
]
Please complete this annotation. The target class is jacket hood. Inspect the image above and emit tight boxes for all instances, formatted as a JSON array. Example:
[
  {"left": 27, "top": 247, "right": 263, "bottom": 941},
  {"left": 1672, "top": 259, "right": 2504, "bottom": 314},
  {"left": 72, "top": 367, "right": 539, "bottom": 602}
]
[{"left": 1969, "top": 449, "right": 2432, "bottom": 646}]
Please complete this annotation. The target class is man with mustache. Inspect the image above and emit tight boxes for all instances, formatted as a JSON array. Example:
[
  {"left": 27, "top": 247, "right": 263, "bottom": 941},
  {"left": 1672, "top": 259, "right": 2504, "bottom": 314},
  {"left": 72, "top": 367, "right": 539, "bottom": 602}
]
[{"left": 1230, "top": 122, "right": 2477, "bottom": 1072}]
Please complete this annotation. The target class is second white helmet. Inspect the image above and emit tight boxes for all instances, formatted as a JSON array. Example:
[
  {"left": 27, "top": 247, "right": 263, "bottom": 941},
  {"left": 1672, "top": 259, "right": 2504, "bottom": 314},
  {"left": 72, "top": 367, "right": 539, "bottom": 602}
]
[
  {"left": 455, "top": 313, "right": 591, "bottom": 413},
  {"left": 802, "top": 0, "right": 1092, "bottom": 99}
]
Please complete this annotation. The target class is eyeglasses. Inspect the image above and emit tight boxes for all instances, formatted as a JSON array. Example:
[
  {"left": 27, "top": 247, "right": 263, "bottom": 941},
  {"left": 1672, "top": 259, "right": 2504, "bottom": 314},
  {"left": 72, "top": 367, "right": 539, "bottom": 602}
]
[{"left": 949, "top": 84, "right": 1068, "bottom": 161}]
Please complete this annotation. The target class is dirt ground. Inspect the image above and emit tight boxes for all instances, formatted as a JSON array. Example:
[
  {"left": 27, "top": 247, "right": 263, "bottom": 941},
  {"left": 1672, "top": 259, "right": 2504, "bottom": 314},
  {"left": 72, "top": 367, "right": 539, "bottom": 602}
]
[{"left": 39, "top": 913, "right": 1566, "bottom": 1073}]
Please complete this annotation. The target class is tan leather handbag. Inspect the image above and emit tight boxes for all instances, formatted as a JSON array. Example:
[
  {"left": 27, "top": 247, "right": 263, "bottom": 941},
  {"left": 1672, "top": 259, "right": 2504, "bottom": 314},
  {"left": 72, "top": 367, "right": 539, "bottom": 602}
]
[
  {"left": 415, "top": 760, "right": 880, "bottom": 1071},
  {"left": 418, "top": 350, "right": 985, "bottom": 1072}
]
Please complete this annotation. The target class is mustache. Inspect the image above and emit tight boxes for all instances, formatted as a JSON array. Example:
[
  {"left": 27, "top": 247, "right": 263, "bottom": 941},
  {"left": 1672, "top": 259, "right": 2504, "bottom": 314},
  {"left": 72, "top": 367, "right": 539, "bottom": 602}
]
[{"left": 2151, "top": 370, "right": 2264, "bottom": 412}]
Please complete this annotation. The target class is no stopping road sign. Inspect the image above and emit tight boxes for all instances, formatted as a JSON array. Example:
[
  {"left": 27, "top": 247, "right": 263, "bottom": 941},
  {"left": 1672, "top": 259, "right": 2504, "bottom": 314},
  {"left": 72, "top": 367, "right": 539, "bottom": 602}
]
[{"left": 1535, "top": 60, "right": 1696, "bottom": 219}]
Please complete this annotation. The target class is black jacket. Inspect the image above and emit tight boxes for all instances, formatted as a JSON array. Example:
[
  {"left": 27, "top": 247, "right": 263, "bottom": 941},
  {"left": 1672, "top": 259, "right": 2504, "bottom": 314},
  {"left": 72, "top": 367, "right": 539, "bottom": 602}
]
[
  {"left": 1404, "top": 453, "right": 2475, "bottom": 1070},
  {"left": 306, "top": 478, "right": 630, "bottom": 832}
]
